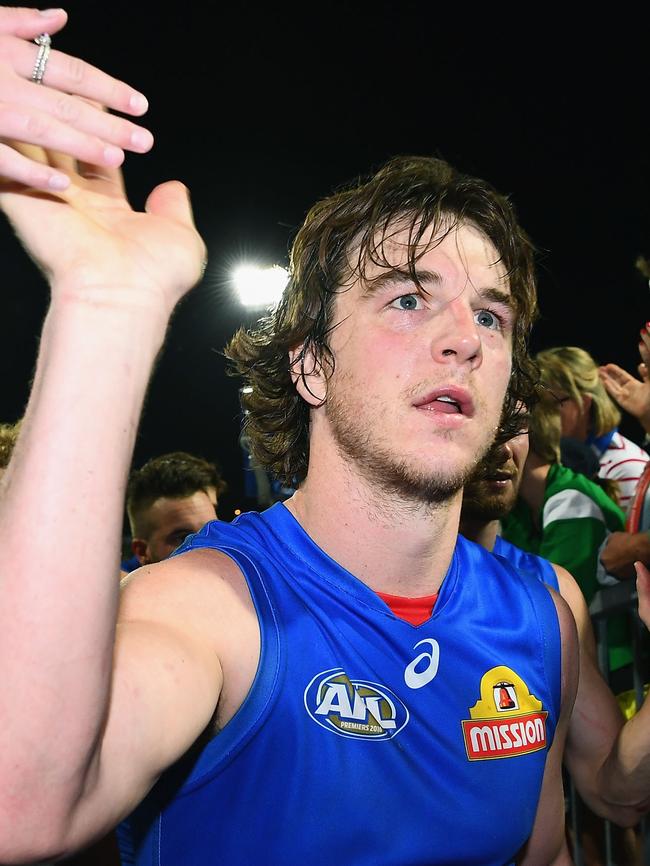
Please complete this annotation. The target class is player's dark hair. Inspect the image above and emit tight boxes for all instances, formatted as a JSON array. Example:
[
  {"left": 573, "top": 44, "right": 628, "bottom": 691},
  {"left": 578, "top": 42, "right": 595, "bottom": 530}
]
[{"left": 227, "top": 156, "right": 538, "bottom": 486}]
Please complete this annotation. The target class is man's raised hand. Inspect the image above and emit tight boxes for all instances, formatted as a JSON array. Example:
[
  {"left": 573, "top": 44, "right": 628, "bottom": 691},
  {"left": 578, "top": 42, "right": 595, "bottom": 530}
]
[{"left": 0, "top": 144, "right": 206, "bottom": 315}]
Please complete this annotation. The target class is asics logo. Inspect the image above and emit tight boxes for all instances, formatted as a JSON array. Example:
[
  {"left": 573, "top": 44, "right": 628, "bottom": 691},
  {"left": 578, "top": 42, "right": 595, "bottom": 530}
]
[{"left": 404, "top": 638, "right": 440, "bottom": 689}]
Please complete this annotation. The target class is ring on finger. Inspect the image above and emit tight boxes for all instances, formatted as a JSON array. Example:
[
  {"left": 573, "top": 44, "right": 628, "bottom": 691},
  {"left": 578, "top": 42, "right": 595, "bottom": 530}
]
[{"left": 31, "top": 33, "right": 52, "bottom": 85}]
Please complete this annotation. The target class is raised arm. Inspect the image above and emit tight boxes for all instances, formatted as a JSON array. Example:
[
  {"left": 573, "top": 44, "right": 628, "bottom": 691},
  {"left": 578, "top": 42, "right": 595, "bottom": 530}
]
[
  {"left": 0, "top": 128, "right": 218, "bottom": 862},
  {"left": 599, "top": 362, "right": 650, "bottom": 435}
]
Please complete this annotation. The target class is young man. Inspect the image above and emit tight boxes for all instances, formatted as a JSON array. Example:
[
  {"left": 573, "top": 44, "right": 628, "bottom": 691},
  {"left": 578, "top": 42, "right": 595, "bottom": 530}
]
[
  {"left": 461, "top": 432, "right": 650, "bottom": 829},
  {"left": 500, "top": 395, "right": 633, "bottom": 682},
  {"left": 124, "top": 451, "right": 224, "bottom": 569},
  {"left": 0, "top": 15, "right": 578, "bottom": 865}
]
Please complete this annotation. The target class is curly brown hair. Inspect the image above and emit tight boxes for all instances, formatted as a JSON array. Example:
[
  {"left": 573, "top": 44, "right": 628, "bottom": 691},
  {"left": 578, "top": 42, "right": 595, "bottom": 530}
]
[{"left": 227, "top": 156, "right": 539, "bottom": 486}]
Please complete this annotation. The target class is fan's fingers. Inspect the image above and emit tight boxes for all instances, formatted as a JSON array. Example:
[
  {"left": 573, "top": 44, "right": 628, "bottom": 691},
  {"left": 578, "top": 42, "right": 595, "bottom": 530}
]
[
  {"left": 0, "top": 101, "right": 125, "bottom": 167},
  {"left": 0, "top": 74, "right": 154, "bottom": 154},
  {"left": 0, "top": 36, "right": 148, "bottom": 117},
  {"left": 0, "top": 139, "right": 69, "bottom": 190},
  {"left": 0, "top": 7, "right": 68, "bottom": 40}
]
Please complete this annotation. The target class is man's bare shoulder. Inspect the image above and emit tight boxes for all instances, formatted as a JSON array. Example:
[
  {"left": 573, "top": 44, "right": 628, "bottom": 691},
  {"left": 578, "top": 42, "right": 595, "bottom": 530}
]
[
  {"left": 119, "top": 547, "right": 260, "bottom": 729},
  {"left": 120, "top": 547, "right": 251, "bottom": 618}
]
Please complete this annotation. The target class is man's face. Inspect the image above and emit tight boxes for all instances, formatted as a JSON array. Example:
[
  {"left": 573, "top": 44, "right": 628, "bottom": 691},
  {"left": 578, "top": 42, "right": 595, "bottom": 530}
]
[
  {"left": 135, "top": 489, "right": 217, "bottom": 565},
  {"left": 310, "top": 222, "right": 515, "bottom": 504},
  {"left": 462, "top": 432, "right": 530, "bottom": 521},
  {"left": 555, "top": 393, "right": 584, "bottom": 440}
]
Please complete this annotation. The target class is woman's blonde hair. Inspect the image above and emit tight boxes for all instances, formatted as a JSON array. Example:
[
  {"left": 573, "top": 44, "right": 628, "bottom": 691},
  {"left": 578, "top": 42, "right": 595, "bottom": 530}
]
[
  {"left": 535, "top": 346, "right": 620, "bottom": 437},
  {"left": 528, "top": 397, "right": 561, "bottom": 464}
]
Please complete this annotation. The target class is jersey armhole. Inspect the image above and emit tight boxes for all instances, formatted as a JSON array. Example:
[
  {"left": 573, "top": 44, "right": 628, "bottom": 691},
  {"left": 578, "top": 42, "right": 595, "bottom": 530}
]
[{"left": 159, "top": 545, "right": 283, "bottom": 797}]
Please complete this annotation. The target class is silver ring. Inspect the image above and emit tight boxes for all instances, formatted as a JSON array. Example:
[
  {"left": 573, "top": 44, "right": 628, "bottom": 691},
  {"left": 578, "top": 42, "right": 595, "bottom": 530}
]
[{"left": 31, "top": 33, "right": 51, "bottom": 84}]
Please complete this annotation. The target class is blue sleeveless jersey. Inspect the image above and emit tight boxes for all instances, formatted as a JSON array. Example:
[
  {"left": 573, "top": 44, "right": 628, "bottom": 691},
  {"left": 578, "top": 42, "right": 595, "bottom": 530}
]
[
  {"left": 128, "top": 503, "right": 562, "bottom": 866},
  {"left": 493, "top": 536, "right": 560, "bottom": 593}
]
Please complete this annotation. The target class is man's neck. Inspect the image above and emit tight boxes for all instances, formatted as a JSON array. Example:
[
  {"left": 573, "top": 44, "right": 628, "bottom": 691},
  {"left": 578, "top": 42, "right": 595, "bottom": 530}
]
[
  {"left": 285, "top": 454, "right": 462, "bottom": 598},
  {"left": 459, "top": 515, "right": 499, "bottom": 552}
]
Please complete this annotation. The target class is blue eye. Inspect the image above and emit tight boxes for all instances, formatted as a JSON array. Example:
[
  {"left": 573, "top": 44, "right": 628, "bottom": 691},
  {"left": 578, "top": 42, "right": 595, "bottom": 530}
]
[
  {"left": 475, "top": 309, "right": 500, "bottom": 330},
  {"left": 391, "top": 294, "right": 421, "bottom": 311}
]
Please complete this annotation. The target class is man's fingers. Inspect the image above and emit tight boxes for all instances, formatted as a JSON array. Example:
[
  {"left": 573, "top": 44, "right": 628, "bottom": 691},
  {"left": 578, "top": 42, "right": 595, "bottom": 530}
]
[
  {"left": 45, "top": 146, "right": 76, "bottom": 175},
  {"left": 0, "top": 140, "right": 69, "bottom": 190},
  {"left": 145, "top": 181, "right": 197, "bottom": 227},
  {"left": 0, "top": 7, "right": 68, "bottom": 40},
  {"left": 639, "top": 362, "right": 649, "bottom": 383},
  {"left": 0, "top": 37, "right": 149, "bottom": 118},
  {"left": 145, "top": 181, "right": 208, "bottom": 282},
  {"left": 77, "top": 158, "right": 126, "bottom": 197}
]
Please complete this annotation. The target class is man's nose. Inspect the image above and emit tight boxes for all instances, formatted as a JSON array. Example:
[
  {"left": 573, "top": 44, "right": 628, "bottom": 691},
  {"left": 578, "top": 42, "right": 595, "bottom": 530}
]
[
  {"left": 497, "top": 441, "right": 514, "bottom": 465},
  {"left": 430, "top": 301, "right": 482, "bottom": 367}
]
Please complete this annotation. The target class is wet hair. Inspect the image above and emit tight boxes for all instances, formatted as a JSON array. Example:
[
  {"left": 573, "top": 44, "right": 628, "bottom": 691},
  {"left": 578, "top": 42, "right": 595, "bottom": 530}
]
[
  {"left": 535, "top": 346, "right": 621, "bottom": 437},
  {"left": 0, "top": 420, "right": 20, "bottom": 469},
  {"left": 227, "top": 155, "right": 539, "bottom": 486},
  {"left": 126, "top": 451, "right": 226, "bottom": 537}
]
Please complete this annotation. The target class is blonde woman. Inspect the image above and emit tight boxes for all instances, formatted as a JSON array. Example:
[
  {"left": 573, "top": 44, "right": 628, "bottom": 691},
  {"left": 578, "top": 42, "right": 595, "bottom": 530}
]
[{"left": 536, "top": 346, "right": 649, "bottom": 513}]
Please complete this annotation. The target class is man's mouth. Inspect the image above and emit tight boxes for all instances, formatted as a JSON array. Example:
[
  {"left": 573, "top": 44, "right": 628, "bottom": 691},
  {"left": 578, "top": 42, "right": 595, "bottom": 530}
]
[
  {"left": 482, "top": 470, "right": 515, "bottom": 486},
  {"left": 413, "top": 387, "right": 475, "bottom": 417}
]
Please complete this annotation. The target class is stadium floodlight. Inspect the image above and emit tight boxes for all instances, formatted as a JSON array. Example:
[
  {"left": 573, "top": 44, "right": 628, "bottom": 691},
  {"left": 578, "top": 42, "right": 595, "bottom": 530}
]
[{"left": 232, "top": 264, "right": 289, "bottom": 308}]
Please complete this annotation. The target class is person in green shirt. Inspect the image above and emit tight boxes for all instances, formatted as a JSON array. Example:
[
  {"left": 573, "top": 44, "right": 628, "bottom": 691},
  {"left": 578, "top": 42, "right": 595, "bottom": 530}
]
[{"left": 502, "top": 393, "right": 632, "bottom": 680}]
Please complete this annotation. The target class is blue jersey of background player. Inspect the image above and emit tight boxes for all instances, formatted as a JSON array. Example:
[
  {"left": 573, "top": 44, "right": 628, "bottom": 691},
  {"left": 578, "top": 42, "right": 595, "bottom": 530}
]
[{"left": 460, "top": 431, "right": 650, "bottom": 829}]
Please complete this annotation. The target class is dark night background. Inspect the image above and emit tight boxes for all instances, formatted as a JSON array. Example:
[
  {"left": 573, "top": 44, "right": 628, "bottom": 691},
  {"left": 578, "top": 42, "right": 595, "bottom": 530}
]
[{"left": 2, "top": 3, "right": 650, "bottom": 519}]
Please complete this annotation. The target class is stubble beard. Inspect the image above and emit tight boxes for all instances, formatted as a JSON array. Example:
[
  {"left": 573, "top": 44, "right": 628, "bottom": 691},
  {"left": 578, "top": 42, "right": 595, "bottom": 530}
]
[
  {"left": 461, "top": 483, "right": 517, "bottom": 523},
  {"left": 325, "top": 385, "right": 497, "bottom": 507}
]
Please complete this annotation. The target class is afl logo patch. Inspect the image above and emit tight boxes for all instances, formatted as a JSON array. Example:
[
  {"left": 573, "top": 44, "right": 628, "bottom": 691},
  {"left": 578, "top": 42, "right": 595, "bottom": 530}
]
[{"left": 304, "top": 668, "right": 409, "bottom": 740}]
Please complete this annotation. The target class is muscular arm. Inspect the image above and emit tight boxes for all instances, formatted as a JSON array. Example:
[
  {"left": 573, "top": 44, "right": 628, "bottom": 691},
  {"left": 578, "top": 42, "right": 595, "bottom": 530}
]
[
  {"left": 592, "top": 563, "right": 650, "bottom": 818},
  {"left": 555, "top": 564, "right": 649, "bottom": 825},
  {"left": 517, "top": 589, "right": 579, "bottom": 864},
  {"left": 0, "top": 136, "right": 209, "bottom": 859},
  {"left": 600, "top": 531, "right": 650, "bottom": 581}
]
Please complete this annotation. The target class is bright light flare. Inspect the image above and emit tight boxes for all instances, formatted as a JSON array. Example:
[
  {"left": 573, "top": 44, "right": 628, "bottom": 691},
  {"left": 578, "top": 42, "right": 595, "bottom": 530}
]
[{"left": 232, "top": 264, "right": 289, "bottom": 308}]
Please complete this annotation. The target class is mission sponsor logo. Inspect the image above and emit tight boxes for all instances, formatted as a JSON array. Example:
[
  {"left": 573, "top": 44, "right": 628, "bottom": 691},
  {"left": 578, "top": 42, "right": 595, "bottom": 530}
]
[
  {"left": 461, "top": 666, "right": 548, "bottom": 761},
  {"left": 304, "top": 668, "right": 409, "bottom": 740}
]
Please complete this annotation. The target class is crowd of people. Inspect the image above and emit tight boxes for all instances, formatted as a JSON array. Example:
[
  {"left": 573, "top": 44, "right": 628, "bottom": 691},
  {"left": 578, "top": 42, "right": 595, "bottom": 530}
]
[{"left": 1, "top": 7, "right": 650, "bottom": 866}]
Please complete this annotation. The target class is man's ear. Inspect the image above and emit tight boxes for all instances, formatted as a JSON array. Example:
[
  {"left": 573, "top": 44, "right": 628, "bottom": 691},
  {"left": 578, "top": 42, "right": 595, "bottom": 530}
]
[
  {"left": 289, "top": 341, "right": 328, "bottom": 406},
  {"left": 131, "top": 537, "right": 150, "bottom": 566}
]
